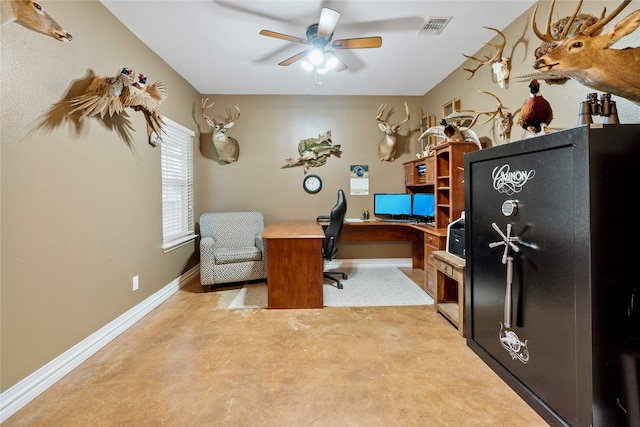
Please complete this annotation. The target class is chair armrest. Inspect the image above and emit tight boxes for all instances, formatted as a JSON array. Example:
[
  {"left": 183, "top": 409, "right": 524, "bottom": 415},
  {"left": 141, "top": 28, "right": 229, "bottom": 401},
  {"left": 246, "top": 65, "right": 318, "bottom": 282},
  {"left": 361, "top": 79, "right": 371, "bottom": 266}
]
[
  {"left": 255, "top": 234, "right": 267, "bottom": 262},
  {"left": 200, "top": 236, "right": 217, "bottom": 266}
]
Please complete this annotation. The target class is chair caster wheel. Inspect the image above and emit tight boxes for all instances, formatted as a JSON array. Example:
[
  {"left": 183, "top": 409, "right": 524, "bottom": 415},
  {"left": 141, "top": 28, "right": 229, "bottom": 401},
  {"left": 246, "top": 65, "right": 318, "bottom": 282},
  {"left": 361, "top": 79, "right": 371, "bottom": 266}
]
[
  {"left": 342, "top": 274, "right": 348, "bottom": 279},
  {"left": 337, "top": 283, "right": 343, "bottom": 289}
]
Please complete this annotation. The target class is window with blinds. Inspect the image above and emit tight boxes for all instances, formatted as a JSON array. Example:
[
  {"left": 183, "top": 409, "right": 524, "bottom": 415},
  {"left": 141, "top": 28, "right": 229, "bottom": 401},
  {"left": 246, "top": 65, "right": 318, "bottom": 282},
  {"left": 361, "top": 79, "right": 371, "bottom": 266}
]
[{"left": 160, "top": 117, "right": 196, "bottom": 252}]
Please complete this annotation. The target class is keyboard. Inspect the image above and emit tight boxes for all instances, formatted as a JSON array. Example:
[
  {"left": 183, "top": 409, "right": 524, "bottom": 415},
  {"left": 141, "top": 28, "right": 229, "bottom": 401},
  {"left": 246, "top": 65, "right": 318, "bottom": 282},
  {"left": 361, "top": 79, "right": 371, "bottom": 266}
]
[{"left": 379, "top": 218, "right": 413, "bottom": 223}]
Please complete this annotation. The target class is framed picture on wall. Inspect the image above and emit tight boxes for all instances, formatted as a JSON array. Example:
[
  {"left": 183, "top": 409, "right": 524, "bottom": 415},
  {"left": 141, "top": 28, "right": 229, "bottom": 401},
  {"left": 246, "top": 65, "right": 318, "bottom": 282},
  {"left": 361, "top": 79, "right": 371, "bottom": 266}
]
[
  {"left": 421, "top": 115, "right": 429, "bottom": 135},
  {"left": 420, "top": 114, "right": 438, "bottom": 153},
  {"left": 442, "top": 98, "right": 460, "bottom": 118}
]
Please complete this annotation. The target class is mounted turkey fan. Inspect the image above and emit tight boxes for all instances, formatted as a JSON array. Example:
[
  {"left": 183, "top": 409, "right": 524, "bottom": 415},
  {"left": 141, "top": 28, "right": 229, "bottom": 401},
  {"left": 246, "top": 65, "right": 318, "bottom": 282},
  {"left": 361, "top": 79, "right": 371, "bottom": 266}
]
[{"left": 259, "top": 7, "right": 382, "bottom": 74}]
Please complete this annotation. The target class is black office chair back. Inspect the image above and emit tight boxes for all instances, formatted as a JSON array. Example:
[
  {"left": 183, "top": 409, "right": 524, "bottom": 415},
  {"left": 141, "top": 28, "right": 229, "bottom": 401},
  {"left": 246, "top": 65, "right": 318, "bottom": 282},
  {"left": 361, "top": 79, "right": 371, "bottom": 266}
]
[{"left": 324, "top": 189, "right": 347, "bottom": 260}]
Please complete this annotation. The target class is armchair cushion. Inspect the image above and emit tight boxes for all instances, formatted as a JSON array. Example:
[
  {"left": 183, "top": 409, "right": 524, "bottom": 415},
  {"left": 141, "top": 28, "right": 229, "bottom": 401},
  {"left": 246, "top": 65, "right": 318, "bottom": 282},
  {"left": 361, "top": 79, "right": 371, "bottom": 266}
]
[{"left": 214, "top": 246, "right": 262, "bottom": 264}]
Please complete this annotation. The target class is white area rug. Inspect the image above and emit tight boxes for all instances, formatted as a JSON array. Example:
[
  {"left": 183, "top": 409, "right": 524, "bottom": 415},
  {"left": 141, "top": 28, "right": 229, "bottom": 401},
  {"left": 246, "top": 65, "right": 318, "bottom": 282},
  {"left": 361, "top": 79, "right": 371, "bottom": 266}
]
[
  {"left": 227, "top": 266, "right": 433, "bottom": 309},
  {"left": 228, "top": 283, "right": 268, "bottom": 309},
  {"left": 323, "top": 266, "right": 434, "bottom": 307}
]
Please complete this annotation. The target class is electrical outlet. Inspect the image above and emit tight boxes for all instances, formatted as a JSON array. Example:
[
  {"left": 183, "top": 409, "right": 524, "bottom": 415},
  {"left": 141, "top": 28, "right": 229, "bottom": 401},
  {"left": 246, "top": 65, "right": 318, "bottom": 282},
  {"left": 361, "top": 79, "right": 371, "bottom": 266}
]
[{"left": 132, "top": 275, "right": 139, "bottom": 291}]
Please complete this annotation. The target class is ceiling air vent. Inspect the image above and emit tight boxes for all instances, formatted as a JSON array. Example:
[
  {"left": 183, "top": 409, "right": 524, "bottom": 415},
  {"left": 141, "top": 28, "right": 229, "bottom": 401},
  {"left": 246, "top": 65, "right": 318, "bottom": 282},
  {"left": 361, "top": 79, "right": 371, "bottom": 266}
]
[{"left": 417, "top": 16, "right": 453, "bottom": 36}]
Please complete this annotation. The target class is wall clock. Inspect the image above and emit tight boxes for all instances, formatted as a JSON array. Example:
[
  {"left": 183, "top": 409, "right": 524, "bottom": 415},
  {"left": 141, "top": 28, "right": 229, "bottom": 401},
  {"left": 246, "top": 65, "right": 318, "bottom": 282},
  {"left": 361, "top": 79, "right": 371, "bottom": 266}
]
[{"left": 303, "top": 174, "right": 322, "bottom": 194}]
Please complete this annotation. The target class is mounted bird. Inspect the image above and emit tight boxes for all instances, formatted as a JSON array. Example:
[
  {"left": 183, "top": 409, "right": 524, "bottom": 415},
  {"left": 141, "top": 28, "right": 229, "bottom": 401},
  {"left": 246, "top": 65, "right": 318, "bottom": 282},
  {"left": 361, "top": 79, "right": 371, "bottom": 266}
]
[
  {"left": 68, "top": 68, "right": 135, "bottom": 119},
  {"left": 418, "top": 119, "right": 482, "bottom": 150},
  {"left": 122, "top": 74, "right": 168, "bottom": 146},
  {"left": 517, "top": 79, "right": 553, "bottom": 136},
  {"left": 68, "top": 68, "right": 168, "bottom": 146}
]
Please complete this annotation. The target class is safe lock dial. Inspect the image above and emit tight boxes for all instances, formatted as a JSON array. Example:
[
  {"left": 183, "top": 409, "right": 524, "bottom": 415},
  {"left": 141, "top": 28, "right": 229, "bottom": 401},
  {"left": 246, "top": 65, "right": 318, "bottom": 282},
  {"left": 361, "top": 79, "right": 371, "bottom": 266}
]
[{"left": 501, "top": 200, "right": 518, "bottom": 217}]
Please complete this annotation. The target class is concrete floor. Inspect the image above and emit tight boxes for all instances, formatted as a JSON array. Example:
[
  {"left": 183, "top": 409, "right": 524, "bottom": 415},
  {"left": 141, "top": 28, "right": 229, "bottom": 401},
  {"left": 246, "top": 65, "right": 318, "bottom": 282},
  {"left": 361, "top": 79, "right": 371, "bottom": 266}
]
[{"left": 3, "top": 273, "right": 548, "bottom": 426}]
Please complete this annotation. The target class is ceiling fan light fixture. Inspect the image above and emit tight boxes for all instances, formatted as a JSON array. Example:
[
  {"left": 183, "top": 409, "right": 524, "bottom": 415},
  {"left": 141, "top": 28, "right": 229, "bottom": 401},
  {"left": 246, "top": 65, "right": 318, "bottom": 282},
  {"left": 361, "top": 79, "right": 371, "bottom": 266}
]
[
  {"left": 309, "top": 48, "right": 324, "bottom": 65},
  {"left": 324, "top": 52, "right": 339, "bottom": 70},
  {"left": 260, "top": 7, "right": 379, "bottom": 78}
]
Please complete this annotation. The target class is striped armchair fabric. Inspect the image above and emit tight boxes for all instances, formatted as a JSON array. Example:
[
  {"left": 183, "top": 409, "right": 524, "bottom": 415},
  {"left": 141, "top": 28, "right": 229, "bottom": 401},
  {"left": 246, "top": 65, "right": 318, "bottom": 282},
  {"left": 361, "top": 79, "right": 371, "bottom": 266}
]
[{"left": 199, "top": 211, "right": 267, "bottom": 291}]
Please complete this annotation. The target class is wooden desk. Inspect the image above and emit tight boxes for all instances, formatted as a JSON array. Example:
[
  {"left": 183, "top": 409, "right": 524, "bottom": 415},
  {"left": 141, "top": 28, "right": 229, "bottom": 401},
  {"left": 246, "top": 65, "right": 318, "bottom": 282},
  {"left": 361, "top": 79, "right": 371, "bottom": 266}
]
[
  {"left": 319, "top": 220, "right": 445, "bottom": 268},
  {"left": 432, "top": 250, "right": 465, "bottom": 336},
  {"left": 262, "top": 220, "right": 325, "bottom": 309},
  {"left": 318, "top": 220, "right": 447, "bottom": 297},
  {"left": 339, "top": 221, "right": 425, "bottom": 268}
]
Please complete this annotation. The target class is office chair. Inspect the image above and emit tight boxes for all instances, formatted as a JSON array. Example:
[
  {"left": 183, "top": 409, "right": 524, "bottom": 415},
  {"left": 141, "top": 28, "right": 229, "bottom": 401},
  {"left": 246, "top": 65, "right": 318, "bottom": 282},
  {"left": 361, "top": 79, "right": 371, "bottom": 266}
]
[{"left": 323, "top": 189, "right": 348, "bottom": 289}]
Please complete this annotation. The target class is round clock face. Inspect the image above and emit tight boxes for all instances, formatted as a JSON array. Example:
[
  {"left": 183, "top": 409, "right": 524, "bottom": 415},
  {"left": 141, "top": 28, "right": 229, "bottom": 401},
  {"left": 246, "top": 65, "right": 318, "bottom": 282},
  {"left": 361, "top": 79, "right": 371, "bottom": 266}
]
[{"left": 303, "top": 174, "right": 322, "bottom": 194}]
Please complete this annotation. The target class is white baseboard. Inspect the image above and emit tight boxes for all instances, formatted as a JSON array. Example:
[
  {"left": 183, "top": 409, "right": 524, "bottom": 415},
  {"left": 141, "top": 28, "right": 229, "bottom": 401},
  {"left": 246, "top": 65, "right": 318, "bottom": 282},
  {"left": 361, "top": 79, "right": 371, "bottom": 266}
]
[
  {"left": 325, "top": 258, "right": 412, "bottom": 269},
  {"left": 0, "top": 259, "right": 408, "bottom": 422},
  {"left": 0, "top": 266, "right": 199, "bottom": 424}
]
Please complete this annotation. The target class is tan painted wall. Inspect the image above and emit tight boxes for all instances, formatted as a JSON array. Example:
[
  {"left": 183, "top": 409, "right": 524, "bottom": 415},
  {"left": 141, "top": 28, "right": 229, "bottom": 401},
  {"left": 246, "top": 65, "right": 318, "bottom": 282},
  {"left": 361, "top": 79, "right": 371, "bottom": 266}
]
[
  {"left": 423, "top": 1, "right": 640, "bottom": 142},
  {"left": 0, "top": 1, "right": 202, "bottom": 391},
  {"left": 2, "top": 0, "right": 640, "bottom": 395},
  {"left": 197, "top": 95, "right": 426, "bottom": 259}
]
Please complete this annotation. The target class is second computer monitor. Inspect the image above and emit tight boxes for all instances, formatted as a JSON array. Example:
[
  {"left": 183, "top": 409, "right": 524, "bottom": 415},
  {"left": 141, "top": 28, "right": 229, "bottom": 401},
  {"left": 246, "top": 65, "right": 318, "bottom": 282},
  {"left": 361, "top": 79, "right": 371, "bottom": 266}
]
[{"left": 412, "top": 193, "right": 435, "bottom": 220}]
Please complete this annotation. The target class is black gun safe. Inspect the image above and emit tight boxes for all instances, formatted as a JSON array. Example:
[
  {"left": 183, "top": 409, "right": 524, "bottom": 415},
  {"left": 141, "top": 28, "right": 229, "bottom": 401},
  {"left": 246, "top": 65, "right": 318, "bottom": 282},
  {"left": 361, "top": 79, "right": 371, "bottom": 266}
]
[{"left": 464, "top": 124, "right": 640, "bottom": 426}]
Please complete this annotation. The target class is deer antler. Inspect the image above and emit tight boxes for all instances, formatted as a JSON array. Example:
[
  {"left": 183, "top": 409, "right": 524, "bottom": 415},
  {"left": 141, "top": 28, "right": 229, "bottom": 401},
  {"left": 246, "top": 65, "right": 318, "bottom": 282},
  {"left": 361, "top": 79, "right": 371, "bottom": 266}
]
[
  {"left": 462, "top": 27, "right": 507, "bottom": 80},
  {"left": 533, "top": 0, "right": 632, "bottom": 42},
  {"left": 376, "top": 102, "right": 410, "bottom": 129},
  {"left": 461, "top": 91, "right": 509, "bottom": 128},
  {"left": 227, "top": 105, "right": 240, "bottom": 123},
  {"left": 201, "top": 99, "right": 240, "bottom": 127},
  {"left": 201, "top": 98, "right": 216, "bottom": 127},
  {"left": 584, "top": 0, "right": 632, "bottom": 35},
  {"left": 460, "top": 91, "right": 513, "bottom": 144},
  {"left": 376, "top": 103, "right": 387, "bottom": 123},
  {"left": 396, "top": 102, "right": 410, "bottom": 128}
]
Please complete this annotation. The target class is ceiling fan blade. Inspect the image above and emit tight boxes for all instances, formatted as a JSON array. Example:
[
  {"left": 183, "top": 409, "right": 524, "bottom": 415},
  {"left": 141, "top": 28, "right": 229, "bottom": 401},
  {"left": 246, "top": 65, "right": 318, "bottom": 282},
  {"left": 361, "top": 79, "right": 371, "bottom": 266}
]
[
  {"left": 331, "top": 53, "right": 348, "bottom": 72},
  {"left": 332, "top": 36, "right": 382, "bottom": 49},
  {"left": 317, "top": 7, "right": 340, "bottom": 40},
  {"left": 259, "top": 30, "right": 309, "bottom": 45},
  {"left": 278, "top": 50, "right": 310, "bottom": 66}
]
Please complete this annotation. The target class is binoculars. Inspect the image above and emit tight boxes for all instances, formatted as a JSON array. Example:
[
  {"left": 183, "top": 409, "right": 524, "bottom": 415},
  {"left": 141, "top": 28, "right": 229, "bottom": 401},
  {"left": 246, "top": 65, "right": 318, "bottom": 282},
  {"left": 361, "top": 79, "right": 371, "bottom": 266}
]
[{"left": 578, "top": 92, "right": 620, "bottom": 125}]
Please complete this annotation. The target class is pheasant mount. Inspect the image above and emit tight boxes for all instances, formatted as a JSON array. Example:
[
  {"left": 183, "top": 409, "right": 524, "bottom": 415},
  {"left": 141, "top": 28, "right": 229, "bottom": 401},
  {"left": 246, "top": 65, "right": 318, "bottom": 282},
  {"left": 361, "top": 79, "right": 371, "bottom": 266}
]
[{"left": 67, "top": 68, "right": 168, "bottom": 146}]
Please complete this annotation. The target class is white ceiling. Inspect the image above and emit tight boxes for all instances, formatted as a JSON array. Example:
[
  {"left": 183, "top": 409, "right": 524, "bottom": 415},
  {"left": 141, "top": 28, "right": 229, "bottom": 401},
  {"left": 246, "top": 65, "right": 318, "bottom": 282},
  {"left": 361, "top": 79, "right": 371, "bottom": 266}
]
[{"left": 100, "top": 1, "right": 536, "bottom": 96}]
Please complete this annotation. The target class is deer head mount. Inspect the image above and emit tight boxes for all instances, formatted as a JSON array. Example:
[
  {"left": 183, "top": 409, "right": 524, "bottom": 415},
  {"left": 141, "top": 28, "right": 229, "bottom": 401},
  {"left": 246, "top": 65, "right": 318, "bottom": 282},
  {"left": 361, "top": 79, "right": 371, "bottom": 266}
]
[
  {"left": 462, "top": 27, "right": 511, "bottom": 89},
  {"left": 532, "top": 0, "right": 640, "bottom": 104},
  {"left": 0, "top": 0, "right": 72, "bottom": 41},
  {"left": 533, "top": 12, "right": 599, "bottom": 85},
  {"left": 461, "top": 91, "right": 513, "bottom": 145},
  {"left": 376, "top": 102, "right": 409, "bottom": 162},
  {"left": 201, "top": 98, "right": 240, "bottom": 163}
]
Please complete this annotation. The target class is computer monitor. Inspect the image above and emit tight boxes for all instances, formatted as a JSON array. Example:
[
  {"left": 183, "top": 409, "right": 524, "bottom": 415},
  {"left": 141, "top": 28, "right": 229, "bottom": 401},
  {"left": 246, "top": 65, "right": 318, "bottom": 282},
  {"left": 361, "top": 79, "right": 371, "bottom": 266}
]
[
  {"left": 412, "top": 193, "right": 435, "bottom": 221},
  {"left": 373, "top": 193, "right": 412, "bottom": 219}
]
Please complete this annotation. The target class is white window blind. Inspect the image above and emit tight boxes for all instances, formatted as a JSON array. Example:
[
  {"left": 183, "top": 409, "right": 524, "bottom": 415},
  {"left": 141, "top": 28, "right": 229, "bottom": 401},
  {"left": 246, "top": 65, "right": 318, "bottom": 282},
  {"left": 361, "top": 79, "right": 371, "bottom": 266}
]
[{"left": 160, "top": 117, "right": 196, "bottom": 252}]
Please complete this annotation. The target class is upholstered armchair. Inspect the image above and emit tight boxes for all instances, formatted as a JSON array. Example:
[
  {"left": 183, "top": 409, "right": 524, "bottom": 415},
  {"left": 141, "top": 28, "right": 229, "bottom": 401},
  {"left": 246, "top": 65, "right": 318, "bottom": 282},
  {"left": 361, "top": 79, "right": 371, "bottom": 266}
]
[{"left": 199, "top": 212, "right": 267, "bottom": 291}]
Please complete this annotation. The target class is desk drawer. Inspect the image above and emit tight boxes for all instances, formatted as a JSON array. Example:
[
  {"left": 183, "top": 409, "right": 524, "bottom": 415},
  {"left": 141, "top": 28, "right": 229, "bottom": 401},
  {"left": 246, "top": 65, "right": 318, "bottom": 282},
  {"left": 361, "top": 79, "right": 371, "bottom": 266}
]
[
  {"left": 424, "top": 240, "right": 441, "bottom": 268},
  {"left": 433, "top": 258, "right": 454, "bottom": 277},
  {"left": 424, "top": 232, "right": 439, "bottom": 248}
]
